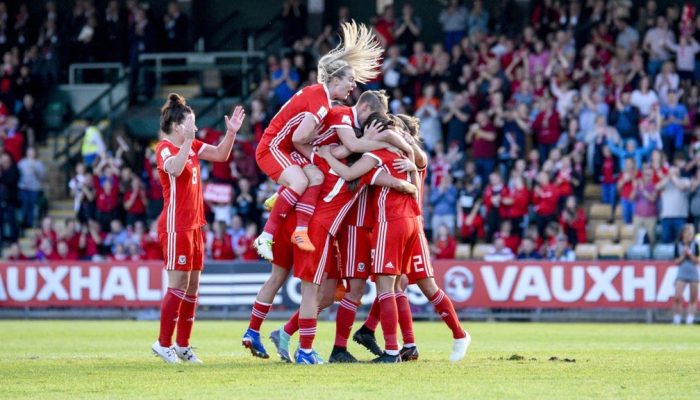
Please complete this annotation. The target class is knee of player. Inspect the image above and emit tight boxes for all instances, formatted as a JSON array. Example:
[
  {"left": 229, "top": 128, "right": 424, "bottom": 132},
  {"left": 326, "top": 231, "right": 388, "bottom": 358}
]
[
  {"left": 305, "top": 166, "right": 325, "bottom": 186},
  {"left": 417, "top": 278, "right": 439, "bottom": 298},
  {"left": 289, "top": 177, "right": 309, "bottom": 194}
]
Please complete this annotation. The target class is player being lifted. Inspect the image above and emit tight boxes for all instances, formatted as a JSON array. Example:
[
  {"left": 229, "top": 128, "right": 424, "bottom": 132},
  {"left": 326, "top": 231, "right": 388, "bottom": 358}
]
[
  {"left": 253, "top": 21, "right": 382, "bottom": 261},
  {"left": 151, "top": 94, "right": 245, "bottom": 364}
]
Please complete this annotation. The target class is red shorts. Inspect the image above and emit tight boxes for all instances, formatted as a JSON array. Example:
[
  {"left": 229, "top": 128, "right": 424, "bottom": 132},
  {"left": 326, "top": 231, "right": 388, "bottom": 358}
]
[
  {"left": 371, "top": 217, "right": 420, "bottom": 276},
  {"left": 159, "top": 227, "right": 204, "bottom": 271},
  {"left": 255, "top": 144, "right": 309, "bottom": 181},
  {"left": 337, "top": 225, "right": 372, "bottom": 280},
  {"left": 294, "top": 223, "right": 340, "bottom": 284},
  {"left": 272, "top": 211, "right": 299, "bottom": 271},
  {"left": 406, "top": 227, "right": 434, "bottom": 284}
]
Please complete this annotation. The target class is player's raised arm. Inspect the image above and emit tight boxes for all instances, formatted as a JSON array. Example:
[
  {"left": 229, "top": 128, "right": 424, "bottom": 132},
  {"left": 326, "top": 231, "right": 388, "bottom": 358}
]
[
  {"left": 199, "top": 106, "right": 245, "bottom": 162},
  {"left": 316, "top": 145, "right": 378, "bottom": 181}
]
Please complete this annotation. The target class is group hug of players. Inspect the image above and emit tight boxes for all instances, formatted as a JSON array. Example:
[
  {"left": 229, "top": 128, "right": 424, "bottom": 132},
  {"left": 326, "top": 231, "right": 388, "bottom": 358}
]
[
  {"left": 149, "top": 21, "right": 470, "bottom": 365},
  {"left": 241, "top": 22, "right": 471, "bottom": 364}
]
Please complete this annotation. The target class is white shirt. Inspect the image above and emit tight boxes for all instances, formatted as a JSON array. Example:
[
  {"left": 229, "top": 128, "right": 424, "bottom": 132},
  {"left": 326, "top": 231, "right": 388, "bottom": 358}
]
[
  {"left": 630, "top": 90, "right": 659, "bottom": 116},
  {"left": 643, "top": 27, "right": 675, "bottom": 60}
]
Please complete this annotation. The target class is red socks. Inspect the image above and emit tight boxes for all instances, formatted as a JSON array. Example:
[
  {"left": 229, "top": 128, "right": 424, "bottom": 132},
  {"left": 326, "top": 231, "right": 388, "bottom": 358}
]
[
  {"left": 295, "top": 184, "right": 321, "bottom": 229},
  {"left": 378, "top": 292, "right": 399, "bottom": 354},
  {"left": 334, "top": 298, "right": 360, "bottom": 348},
  {"left": 158, "top": 288, "right": 185, "bottom": 347},
  {"left": 396, "top": 292, "right": 415, "bottom": 346},
  {"left": 263, "top": 187, "right": 300, "bottom": 235},
  {"left": 299, "top": 318, "right": 317, "bottom": 351},
  {"left": 248, "top": 300, "right": 271, "bottom": 332},
  {"left": 176, "top": 294, "right": 197, "bottom": 347},
  {"left": 429, "top": 289, "right": 466, "bottom": 339},
  {"left": 283, "top": 309, "right": 300, "bottom": 336},
  {"left": 364, "top": 296, "right": 380, "bottom": 331}
]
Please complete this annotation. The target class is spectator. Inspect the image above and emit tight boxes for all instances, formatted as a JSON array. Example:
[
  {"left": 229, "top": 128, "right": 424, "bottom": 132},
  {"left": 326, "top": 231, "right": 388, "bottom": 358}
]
[
  {"left": 456, "top": 177, "right": 483, "bottom": 246},
  {"left": 531, "top": 97, "right": 561, "bottom": 161},
  {"left": 2, "top": 117, "right": 25, "bottom": 163},
  {"left": 34, "top": 216, "right": 57, "bottom": 254},
  {"left": 373, "top": 4, "right": 395, "bottom": 48},
  {"left": 517, "top": 236, "right": 542, "bottom": 260},
  {"left": 95, "top": 176, "right": 119, "bottom": 232},
  {"left": 69, "top": 162, "right": 87, "bottom": 215},
  {"left": 141, "top": 221, "right": 163, "bottom": 260},
  {"left": 0, "top": 152, "right": 19, "bottom": 245},
  {"left": 467, "top": 110, "right": 498, "bottom": 184},
  {"left": 271, "top": 57, "right": 299, "bottom": 107},
  {"left": 617, "top": 158, "right": 638, "bottom": 224},
  {"left": 394, "top": 3, "right": 421, "bottom": 55},
  {"left": 81, "top": 124, "right": 106, "bottom": 167},
  {"left": 671, "top": 224, "right": 698, "bottom": 325},
  {"left": 653, "top": 61, "right": 679, "bottom": 105},
  {"left": 164, "top": 1, "right": 189, "bottom": 52},
  {"left": 665, "top": 33, "right": 700, "bottom": 83},
  {"left": 483, "top": 172, "right": 508, "bottom": 241},
  {"left": 658, "top": 164, "right": 691, "bottom": 243},
  {"left": 610, "top": 91, "right": 641, "bottom": 142},
  {"left": 630, "top": 76, "right": 659, "bottom": 117},
  {"left": 559, "top": 196, "right": 586, "bottom": 246},
  {"left": 439, "top": 0, "right": 468, "bottom": 53},
  {"left": 430, "top": 174, "right": 458, "bottom": 239},
  {"left": 533, "top": 171, "right": 559, "bottom": 237},
  {"left": 235, "top": 178, "right": 257, "bottom": 224},
  {"left": 496, "top": 220, "right": 520, "bottom": 254},
  {"left": 128, "top": 6, "right": 155, "bottom": 103},
  {"left": 7, "top": 242, "right": 29, "bottom": 261},
  {"left": 414, "top": 83, "right": 441, "bottom": 150},
  {"left": 614, "top": 18, "right": 639, "bottom": 51},
  {"left": 103, "top": 219, "right": 128, "bottom": 254},
  {"left": 209, "top": 221, "right": 234, "bottom": 260},
  {"left": 103, "top": 0, "right": 127, "bottom": 62},
  {"left": 235, "top": 222, "right": 260, "bottom": 260},
  {"left": 466, "top": 0, "right": 488, "bottom": 38},
  {"left": 643, "top": 16, "right": 675, "bottom": 77},
  {"left": 660, "top": 90, "right": 688, "bottom": 161},
  {"left": 633, "top": 165, "right": 659, "bottom": 244},
  {"left": 17, "top": 147, "right": 44, "bottom": 228},
  {"left": 549, "top": 234, "right": 576, "bottom": 261},
  {"left": 503, "top": 175, "right": 529, "bottom": 236},
  {"left": 484, "top": 236, "right": 514, "bottom": 261},
  {"left": 124, "top": 177, "right": 147, "bottom": 227},
  {"left": 431, "top": 223, "right": 457, "bottom": 259},
  {"left": 598, "top": 144, "right": 618, "bottom": 206}
]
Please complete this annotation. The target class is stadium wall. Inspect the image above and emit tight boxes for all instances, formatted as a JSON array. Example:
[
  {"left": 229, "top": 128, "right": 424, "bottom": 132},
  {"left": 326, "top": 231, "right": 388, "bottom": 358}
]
[{"left": 0, "top": 260, "right": 696, "bottom": 322}]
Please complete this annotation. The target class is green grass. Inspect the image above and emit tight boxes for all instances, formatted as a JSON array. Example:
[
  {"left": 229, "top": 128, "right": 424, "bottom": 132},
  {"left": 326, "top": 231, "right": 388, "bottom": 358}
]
[{"left": 1, "top": 320, "right": 698, "bottom": 399}]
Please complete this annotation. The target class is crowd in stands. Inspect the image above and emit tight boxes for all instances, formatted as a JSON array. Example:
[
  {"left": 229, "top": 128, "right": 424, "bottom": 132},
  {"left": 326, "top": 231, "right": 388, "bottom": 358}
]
[{"left": 4, "top": 0, "right": 700, "bottom": 263}]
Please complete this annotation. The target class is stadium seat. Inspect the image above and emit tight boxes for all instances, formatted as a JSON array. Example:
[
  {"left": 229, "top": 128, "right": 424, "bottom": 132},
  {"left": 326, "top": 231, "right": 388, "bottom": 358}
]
[
  {"left": 620, "top": 224, "right": 635, "bottom": 241},
  {"left": 455, "top": 244, "right": 471, "bottom": 260},
  {"left": 584, "top": 185, "right": 602, "bottom": 201},
  {"left": 472, "top": 244, "right": 494, "bottom": 260},
  {"left": 594, "top": 223, "right": 619, "bottom": 241},
  {"left": 598, "top": 243, "right": 625, "bottom": 260},
  {"left": 620, "top": 240, "right": 634, "bottom": 253},
  {"left": 652, "top": 244, "right": 675, "bottom": 260},
  {"left": 575, "top": 244, "right": 598, "bottom": 260},
  {"left": 626, "top": 244, "right": 651, "bottom": 260},
  {"left": 589, "top": 203, "right": 612, "bottom": 220}
]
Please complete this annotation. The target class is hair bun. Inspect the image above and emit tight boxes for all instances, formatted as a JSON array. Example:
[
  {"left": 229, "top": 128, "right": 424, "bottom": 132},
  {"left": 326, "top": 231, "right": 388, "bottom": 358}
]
[{"left": 168, "top": 93, "right": 184, "bottom": 105}]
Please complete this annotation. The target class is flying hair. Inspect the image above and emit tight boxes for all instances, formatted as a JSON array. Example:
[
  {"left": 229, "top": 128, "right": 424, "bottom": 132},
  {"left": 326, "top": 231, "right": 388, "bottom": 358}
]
[{"left": 317, "top": 20, "right": 383, "bottom": 85}]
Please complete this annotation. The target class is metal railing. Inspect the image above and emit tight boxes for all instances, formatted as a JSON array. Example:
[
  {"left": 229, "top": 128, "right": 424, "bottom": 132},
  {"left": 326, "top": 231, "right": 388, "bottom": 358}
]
[
  {"left": 138, "top": 51, "right": 265, "bottom": 97},
  {"left": 68, "top": 63, "right": 125, "bottom": 85}
]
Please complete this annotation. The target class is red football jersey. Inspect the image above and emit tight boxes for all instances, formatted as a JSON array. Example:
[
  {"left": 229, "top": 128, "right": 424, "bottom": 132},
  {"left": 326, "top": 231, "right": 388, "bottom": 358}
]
[
  {"left": 310, "top": 154, "right": 377, "bottom": 236},
  {"left": 344, "top": 186, "right": 375, "bottom": 228},
  {"left": 259, "top": 84, "right": 332, "bottom": 152},
  {"left": 415, "top": 167, "right": 427, "bottom": 212},
  {"left": 365, "top": 149, "right": 421, "bottom": 222},
  {"left": 155, "top": 138, "right": 207, "bottom": 233},
  {"left": 311, "top": 105, "right": 359, "bottom": 147}
]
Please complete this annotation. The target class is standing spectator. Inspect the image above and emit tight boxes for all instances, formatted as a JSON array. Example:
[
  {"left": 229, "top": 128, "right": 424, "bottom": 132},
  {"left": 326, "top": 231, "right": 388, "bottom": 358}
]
[
  {"left": 103, "top": 0, "right": 126, "bottom": 62},
  {"left": 665, "top": 33, "right": 700, "bottom": 83},
  {"left": 484, "top": 236, "right": 514, "bottom": 261},
  {"left": 429, "top": 174, "right": 458, "bottom": 239},
  {"left": 496, "top": 220, "right": 520, "bottom": 254},
  {"left": 467, "top": 110, "right": 498, "bottom": 184},
  {"left": 531, "top": 97, "right": 561, "bottom": 161},
  {"left": 235, "top": 178, "right": 258, "bottom": 224},
  {"left": 533, "top": 171, "right": 559, "bottom": 237},
  {"left": 81, "top": 123, "right": 106, "bottom": 167},
  {"left": 382, "top": 45, "right": 414, "bottom": 93},
  {"left": 599, "top": 144, "right": 618, "bottom": 205},
  {"left": 643, "top": 16, "right": 675, "bottom": 77},
  {"left": 164, "top": 1, "right": 189, "bottom": 52},
  {"left": 671, "top": 224, "right": 698, "bottom": 325},
  {"left": 431, "top": 224, "right": 457, "bottom": 259},
  {"left": 660, "top": 90, "right": 688, "bottom": 161},
  {"left": 456, "top": 177, "right": 483, "bottom": 245},
  {"left": 439, "top": 0, "right": 468, "bottom": 53},
  {"left": 17, "top": 147, "right": 44, "bottom": 228},
  {"left": 373, "top": 4, "right": 395, "bottom": 48},
  {"left": 95, "top": 177, "right": 119, "bottom": 232},
  {"left": 617, "top": 158, "right": 638, "bottom": 224},
  {"left": 503, "top": 175, "right": 529, "bottom": 236},
  {"left": 128, "top": 6, "right": 155, "bottom": 103},
  {"left": 68, "top": 163, "right": 88, "bottom": 217},
  {"left": 124, "top": 177, "right": 147, "bottom": 227},
  {"left": 414, "top": 83, "right": 441, "bottom": 150},
  {"left": 271, "top": 57, "right": 299, "bottom": 108},
  {"left": 483, "top": 172, "right": 508, "bottom": 241},
  {"left": 658, "top": 164, "right": 691, "bottom": 243},
  {"left": 559, "top": 196, "right": 587, "bottom": 246},
  {"left": 610, "top": 91, "right": 641, "bottom": 142},
  {"left": 466, "top": 0, "right": 489, "bottom": 38},
  {"left": 630, "top": 76, "right": 659, "bottom": 117},
  {"left": 633, "top": 165, "right": 659, "bottom": 244},
  {"left": 654, "top": 62, "right": 679, "bottom": 105},
  {"left": 236, "top": 222, "right": 260, "bottom": 260},
  {"left": 614, "top": 17, "right": 640, "bottom": 51},
  {"left": 517, "top": 236, "right": 542, "bottom": 259},
  {"left": 394, "top": 3, "right": 421, "bottom": 55},
  {"left": 0, "top": 152, "right": 19, "bottom": 245}
]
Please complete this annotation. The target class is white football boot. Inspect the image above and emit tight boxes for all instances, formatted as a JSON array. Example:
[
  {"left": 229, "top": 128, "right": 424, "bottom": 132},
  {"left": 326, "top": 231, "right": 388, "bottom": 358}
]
[
  {"left": 152, "top": 341, "right": 181, "bottom": 364},
  {"left": 449, "top": 331, "right": 471, "bottom": 362},
  {"left": 174, "top": 345, "right": 203, "bottom": 364}
]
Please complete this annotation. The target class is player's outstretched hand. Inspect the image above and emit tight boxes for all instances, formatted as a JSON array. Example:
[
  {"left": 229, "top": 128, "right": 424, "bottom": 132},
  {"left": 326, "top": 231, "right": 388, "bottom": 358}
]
[
  {"left": 393, "top": 158, "right": 417, "bottom": 173},
  {"left": 225, "top": 106, "right": 246, "bottom": 133}
]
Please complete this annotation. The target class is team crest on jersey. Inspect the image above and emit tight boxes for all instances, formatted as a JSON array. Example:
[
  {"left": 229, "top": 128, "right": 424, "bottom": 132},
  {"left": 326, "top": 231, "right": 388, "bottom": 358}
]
[
  {"left": 341, "top": 115, "right": 352, "bottom": 125},
  {"left": 160, "top": 147, "right": 171, "bottom": 160},
  {"left": 317, "top": 105, "right": 328, "bottom": 119},
  {"left": 177, "top": 255, "right": 187, "bottom": 265},
  {"left": 357, "top": 262, "right": 366, "bottom": 272}
]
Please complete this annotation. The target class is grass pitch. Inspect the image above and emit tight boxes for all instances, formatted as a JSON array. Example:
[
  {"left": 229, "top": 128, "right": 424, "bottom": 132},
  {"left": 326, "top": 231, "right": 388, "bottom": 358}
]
[{"left": 2, "top": 320, "right": 698, "bottom": 399}]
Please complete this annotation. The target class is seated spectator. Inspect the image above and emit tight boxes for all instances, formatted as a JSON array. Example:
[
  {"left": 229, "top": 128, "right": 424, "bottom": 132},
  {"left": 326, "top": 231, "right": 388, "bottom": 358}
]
[
  {"left": 658, "top": 161, "right": 691, "bottom": 243},
  {"left": 36, "top": 238, "right": 58, "bottom": 261},
  {"left": 79, "top": 219, "right": 105, "bottom": 261},
  {"left": 56, "top": 240, "right": 80, "bottom": 260},
  {"left": 35, "top": 216, "right": 57, "bottom": 252},
  {"left": 633, "top": 165, "right": 659, "bottom": 244},
  {"left": 483, "top": 236, "right": 515, "bottom": 262},
  {"left": 103, "top": 219, "right": 128, "bottom": 254},
  {"left": 549, "top": 234, "right": 576, "bottom": 261},
  {"left": 467, "top": 111, "right": 498, "bottom": 184},
  {"left": 517, "top": 236, "right": 542, "bottom": 260},
  {"left": 430, "top": 174, "right": 457, "bottom": 239},
  {"left": 618, "top": 158, "right": 638, "bottom": 224},
  {"left": 559, "top": 196, "right": 587, "bottom": 246},
  {"left": 62, "top": 219, "right": 83, "bottom": 259},
  {"left": 124, "top": 177, "right": 148, "bottom": 227},
  {"left": 7, "top": 242, "right": 30, "bottom": 260},
  {"left": 496, "top": 220, "right": 520, "bottom": 254},
  {"left": 533, "top": 171, "right": 560, "bottom": 237},
  {"left": 236, "top": 222, "right": 260, "bottom": 260},
  {"left": 209, "top": 221, "right": 234, "bottom": 260},
  {"left": 431, "top": 223, "right": 457, "bottom": 259},
  {"left": 141, "top": 221, "right": 162, "bottom": 260}
]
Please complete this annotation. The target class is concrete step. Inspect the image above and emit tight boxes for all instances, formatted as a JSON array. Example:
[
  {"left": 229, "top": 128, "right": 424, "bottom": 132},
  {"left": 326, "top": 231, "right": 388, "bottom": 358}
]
[
  {"left": 48, "top": 209, "right": 75, "bottom": 219},
  {"left": 50, "top": 200, "right": 74, "bottom": 212}
]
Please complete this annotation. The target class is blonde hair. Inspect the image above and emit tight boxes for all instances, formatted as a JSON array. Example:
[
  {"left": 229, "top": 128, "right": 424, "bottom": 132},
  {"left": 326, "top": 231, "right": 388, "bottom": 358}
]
[{"left": 317, "top": 20, "right": 383, "bottom": 85}]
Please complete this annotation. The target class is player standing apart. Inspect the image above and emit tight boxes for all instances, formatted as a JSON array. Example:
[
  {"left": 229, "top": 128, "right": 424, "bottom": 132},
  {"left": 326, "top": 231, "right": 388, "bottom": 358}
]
[
  {"left": 253, "top": 21, "right": 383, "bottom": 260},
  {"left": 151, "top": 94, "right": 245, "bottom": 364}
]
